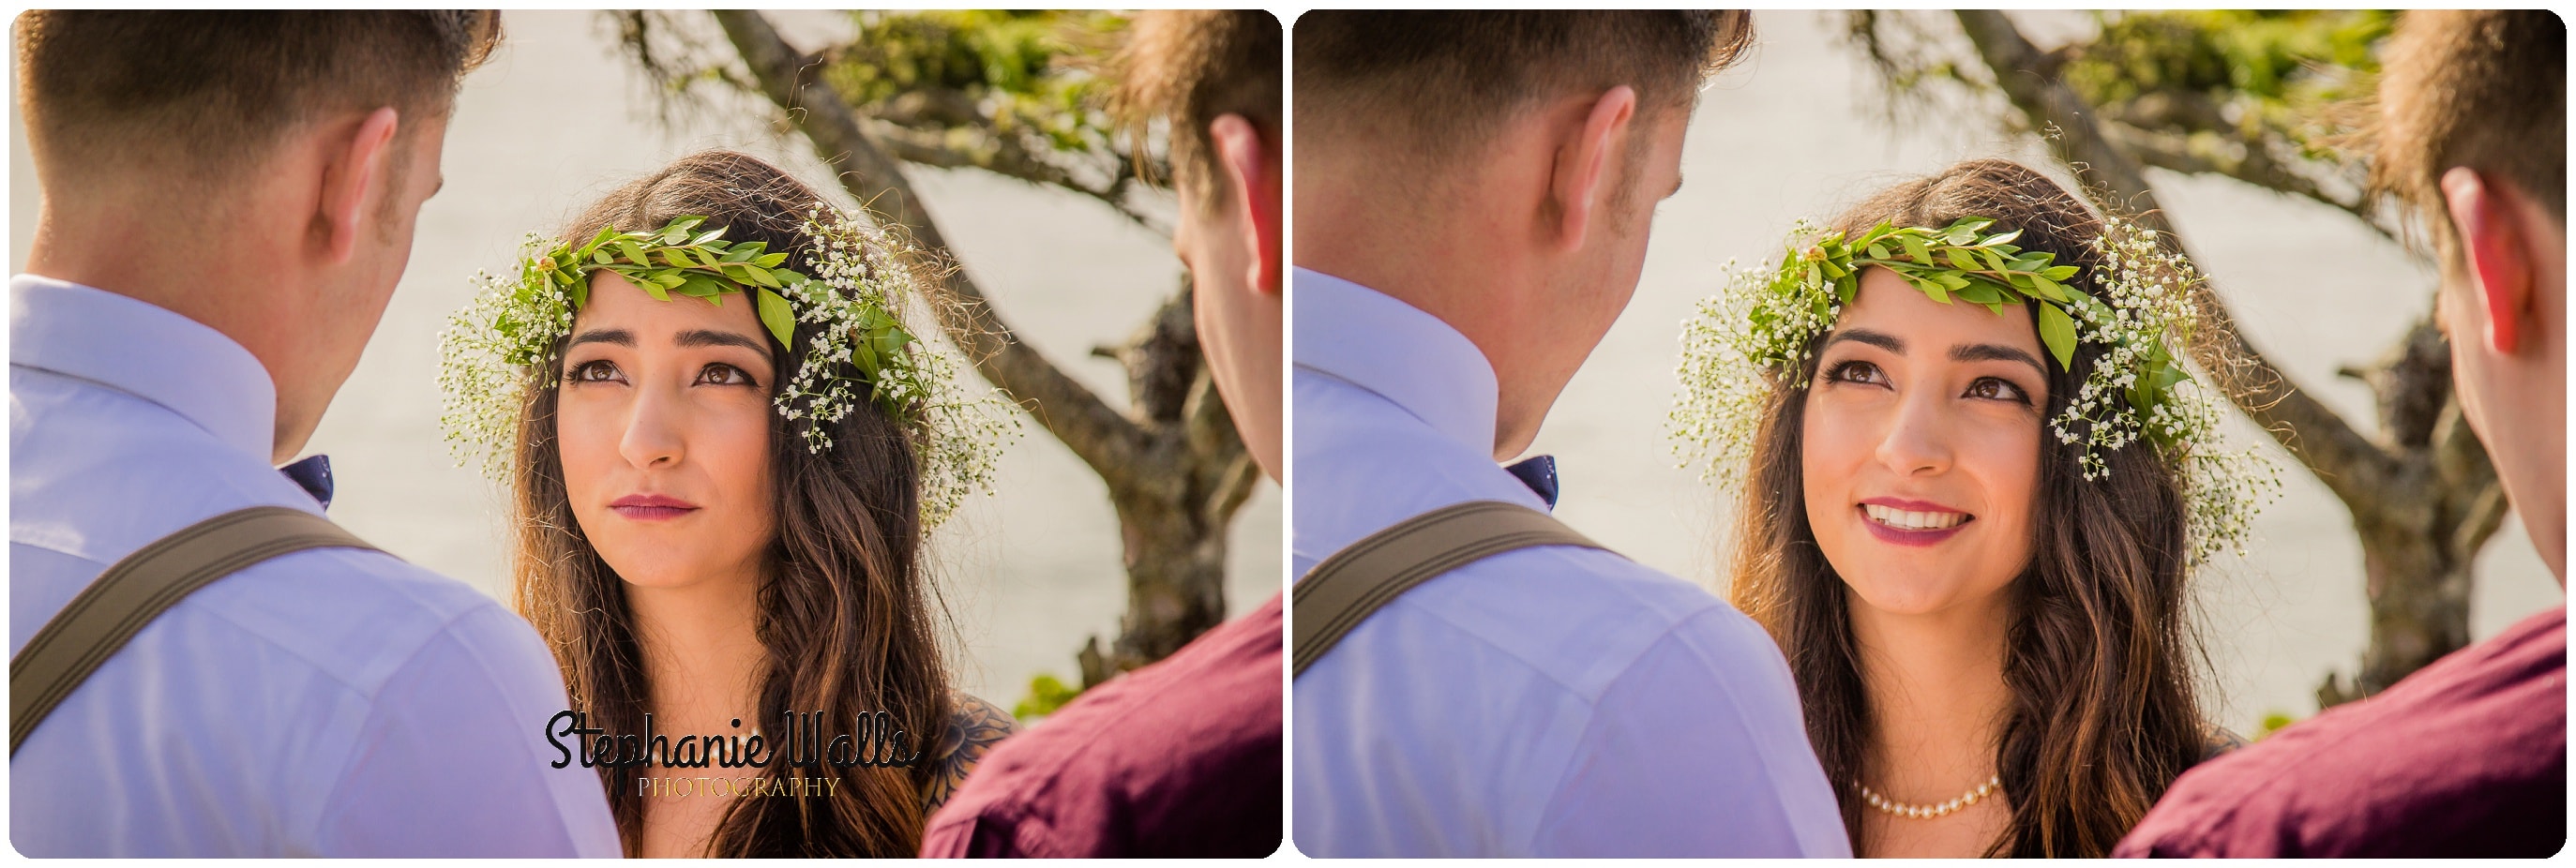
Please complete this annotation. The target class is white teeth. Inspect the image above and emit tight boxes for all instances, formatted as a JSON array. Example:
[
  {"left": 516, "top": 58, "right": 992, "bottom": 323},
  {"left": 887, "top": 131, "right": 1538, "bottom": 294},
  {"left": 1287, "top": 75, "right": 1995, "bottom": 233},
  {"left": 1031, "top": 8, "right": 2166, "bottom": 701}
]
[{"left": 1863, "top": 504, "right": 1967, "bottom": 531}]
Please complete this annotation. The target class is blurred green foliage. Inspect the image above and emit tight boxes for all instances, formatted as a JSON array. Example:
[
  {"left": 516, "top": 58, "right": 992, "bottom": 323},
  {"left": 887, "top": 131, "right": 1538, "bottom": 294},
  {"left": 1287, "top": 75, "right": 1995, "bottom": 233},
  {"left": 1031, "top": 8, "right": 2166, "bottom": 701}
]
[
  {"left": 611, "top": 9, "right": 1156, "bottom": 227},
  {"left": 819, "top": 10, "right": 1127, "bottom": 161},
  {"left": 2063, "top": 11, "right": 2391, "bottom": 157},
  {"left": 1015, "top": 672, "right": 1083, "bottom": 722}
]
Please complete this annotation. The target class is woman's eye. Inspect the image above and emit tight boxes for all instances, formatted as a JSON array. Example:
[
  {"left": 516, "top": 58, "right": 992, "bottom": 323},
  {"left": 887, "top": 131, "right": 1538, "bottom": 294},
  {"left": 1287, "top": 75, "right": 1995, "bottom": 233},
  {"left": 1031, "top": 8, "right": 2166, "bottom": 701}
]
[
  {"left": 1824, "top": 360, "right": 1887, "bottom": 386},
  {"left": 698, "top": 364, "right": 757, "bottom": 388},
  {"left": 1966, "top": 377, "right": 2031, "bottom": 404},
  {"left": 567, "top": 360, "right": 621, "bottom": 383}
]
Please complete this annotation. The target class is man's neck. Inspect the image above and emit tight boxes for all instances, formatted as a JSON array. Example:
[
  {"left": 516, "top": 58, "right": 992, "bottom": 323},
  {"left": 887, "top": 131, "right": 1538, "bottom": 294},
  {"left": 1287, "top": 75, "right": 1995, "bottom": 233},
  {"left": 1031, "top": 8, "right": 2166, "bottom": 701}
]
[
  {"left": 28, "top": 192, "right": 311, "bottom": 462},
  {"left": 1297, "top": 173, "right": 1546, "bottom": 460}
]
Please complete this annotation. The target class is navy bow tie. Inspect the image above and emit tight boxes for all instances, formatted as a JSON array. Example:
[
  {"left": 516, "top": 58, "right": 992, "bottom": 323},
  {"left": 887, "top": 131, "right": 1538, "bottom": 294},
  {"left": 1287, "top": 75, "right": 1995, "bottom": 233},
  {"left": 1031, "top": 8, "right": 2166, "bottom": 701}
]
[
  {"left": 279, "top": 454, "right": 334, "bottom": 511},
  {"left": 1504, "top": 455, "right": 1559, "bottom": 509}
]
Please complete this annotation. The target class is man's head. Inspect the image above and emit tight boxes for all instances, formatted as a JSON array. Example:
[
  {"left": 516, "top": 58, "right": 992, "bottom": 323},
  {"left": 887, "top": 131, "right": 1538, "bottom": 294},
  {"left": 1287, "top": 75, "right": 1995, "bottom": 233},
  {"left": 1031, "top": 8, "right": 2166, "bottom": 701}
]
[
  {"left": 1117, "top": 10, "right": 1283, "bottom": 482},
  {"left": 2374, "top": 9, "right": 2566, "bottom": 579},
  {"left": 1294, "top": 11, "right": 1754, "bottom": 459},
  {"left": 18, "top": 11, "right": 502, "bottom": 462}
]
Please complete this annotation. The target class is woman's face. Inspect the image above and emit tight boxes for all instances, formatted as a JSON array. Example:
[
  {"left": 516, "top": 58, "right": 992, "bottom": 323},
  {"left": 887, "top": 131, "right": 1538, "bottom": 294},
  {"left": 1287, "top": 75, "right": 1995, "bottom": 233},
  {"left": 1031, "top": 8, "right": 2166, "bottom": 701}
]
[
  {"left": 1801, "top": 267, "right": 2049, "bottom": 619},
  {"left": 557, "top": 270, "right": 779, "bottom": 591}
]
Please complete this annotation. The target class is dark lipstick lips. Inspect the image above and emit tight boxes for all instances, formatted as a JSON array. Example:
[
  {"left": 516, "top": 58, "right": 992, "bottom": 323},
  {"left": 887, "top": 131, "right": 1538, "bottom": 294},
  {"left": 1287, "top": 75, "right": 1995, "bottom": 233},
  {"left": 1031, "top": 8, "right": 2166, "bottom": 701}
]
[{"left": 610, "top": 494, "right": 699, "bottom": 520}]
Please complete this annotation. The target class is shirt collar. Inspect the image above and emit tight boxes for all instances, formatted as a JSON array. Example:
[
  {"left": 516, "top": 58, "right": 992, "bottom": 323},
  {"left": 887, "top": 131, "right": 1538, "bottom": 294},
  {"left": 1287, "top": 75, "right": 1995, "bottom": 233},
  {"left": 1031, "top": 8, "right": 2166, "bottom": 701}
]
[
  {"left": 12, "top": 274, "right": 279, "bottom": 461},
  {"left": 1292, "top": 266, "right": 1500, "bottom": 457}
]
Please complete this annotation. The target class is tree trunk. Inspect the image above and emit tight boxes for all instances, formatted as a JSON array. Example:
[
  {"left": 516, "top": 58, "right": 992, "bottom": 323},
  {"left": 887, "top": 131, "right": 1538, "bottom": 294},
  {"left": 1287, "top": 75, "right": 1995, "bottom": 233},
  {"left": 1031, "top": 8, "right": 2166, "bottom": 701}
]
[
  {"left": 1951, "top": 10, "right": 2508, "bottom": 704},
  {"left": 714, "top": 10, "right": 1262, "bottom": 685}
]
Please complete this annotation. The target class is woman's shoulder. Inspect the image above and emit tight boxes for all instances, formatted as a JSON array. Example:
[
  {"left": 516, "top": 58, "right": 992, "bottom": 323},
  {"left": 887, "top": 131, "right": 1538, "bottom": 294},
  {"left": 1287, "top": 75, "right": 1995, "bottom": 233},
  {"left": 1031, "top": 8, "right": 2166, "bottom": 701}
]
[
  {"left": 920, "top": 692, "right": 1019, "bottom": 812},
  {"left": 2198, "top": 721, "right": 2251, "bottom": 764}
]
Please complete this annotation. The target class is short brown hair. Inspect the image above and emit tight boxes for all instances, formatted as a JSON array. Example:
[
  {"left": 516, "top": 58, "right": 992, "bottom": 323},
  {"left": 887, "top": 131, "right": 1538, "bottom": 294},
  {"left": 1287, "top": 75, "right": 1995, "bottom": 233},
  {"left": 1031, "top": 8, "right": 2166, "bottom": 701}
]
[
  {"left": 1113, "top": 10, "right": 1282, "bottom": 211},
  {"left": 17, "top": 10, "right": 503, "bottom": 184},
  {"left": 2373, "top": 9, "right": 2565, "bottom": 250},
  {"left": 1294, "top": 11, "right": 1753, "bottom": 161}
]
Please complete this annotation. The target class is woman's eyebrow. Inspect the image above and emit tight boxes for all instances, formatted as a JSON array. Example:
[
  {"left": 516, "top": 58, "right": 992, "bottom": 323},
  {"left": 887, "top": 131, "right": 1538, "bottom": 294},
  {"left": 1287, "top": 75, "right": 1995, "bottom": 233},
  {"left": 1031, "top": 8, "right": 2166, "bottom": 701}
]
[
  {"left": 1826, "top": 328, "right": 1904, "bottom": 354},
  {"left": 674, "top": 329, "right": 770, "bottom": 353},
  {"left": 568, "top": 328, "right": 634, "bottom": 349},
  {"left": 1951, "top": 342, "right": 2048, "bottom": 378}
]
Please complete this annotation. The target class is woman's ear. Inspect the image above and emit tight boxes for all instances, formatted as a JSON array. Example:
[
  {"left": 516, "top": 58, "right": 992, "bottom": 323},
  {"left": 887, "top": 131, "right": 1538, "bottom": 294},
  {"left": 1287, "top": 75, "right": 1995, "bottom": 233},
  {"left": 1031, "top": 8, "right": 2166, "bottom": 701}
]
[
  {"left": 1544, "top": 85, "right": 1638, "bottom": 253},
  {"left": 312, "top": 107, "right": 402, "bottom": 265}
]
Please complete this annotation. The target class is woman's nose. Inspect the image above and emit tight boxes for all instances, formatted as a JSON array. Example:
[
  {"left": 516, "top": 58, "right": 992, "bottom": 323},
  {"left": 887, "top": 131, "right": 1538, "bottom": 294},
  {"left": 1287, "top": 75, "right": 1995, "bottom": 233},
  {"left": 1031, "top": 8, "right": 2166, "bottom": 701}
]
[
  {"left": 1873, "top": 390, "right": 1954, "bottom": 476},
  {"left": 617, "top": 383, "right": 686, "bottom": 469}
]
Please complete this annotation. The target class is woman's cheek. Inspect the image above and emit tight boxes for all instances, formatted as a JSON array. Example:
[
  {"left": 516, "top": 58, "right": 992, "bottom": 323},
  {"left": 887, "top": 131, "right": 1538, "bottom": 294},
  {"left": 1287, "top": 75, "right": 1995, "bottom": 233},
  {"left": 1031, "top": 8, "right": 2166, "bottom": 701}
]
[
  {"left": 710, "top": 400, "right": 776, "bottom": 546},
  {"left": 555, "top": 396, "right": 618, "bottom": 506}
]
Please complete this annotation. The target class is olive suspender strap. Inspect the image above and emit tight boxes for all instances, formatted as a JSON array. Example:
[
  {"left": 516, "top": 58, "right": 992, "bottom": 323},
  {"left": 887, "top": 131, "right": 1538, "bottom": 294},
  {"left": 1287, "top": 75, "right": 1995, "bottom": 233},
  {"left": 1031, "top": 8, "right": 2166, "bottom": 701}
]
[
  {"left": 10, "top": 506, "right": 381, "bottom": 756},
  {"left": 1291, "top": 500, "right": 1610, "bottom": 678}
]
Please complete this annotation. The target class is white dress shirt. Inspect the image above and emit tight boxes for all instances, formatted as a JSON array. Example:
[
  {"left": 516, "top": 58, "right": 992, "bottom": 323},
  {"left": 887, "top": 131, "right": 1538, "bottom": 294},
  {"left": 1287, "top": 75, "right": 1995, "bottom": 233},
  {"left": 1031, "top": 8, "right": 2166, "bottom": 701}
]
[
  {"left": 1290, "top": 267, "right": 1850, "bottom": 857},
  {"left": 9, "top": 276, "right": 621, "bottom": 857}
]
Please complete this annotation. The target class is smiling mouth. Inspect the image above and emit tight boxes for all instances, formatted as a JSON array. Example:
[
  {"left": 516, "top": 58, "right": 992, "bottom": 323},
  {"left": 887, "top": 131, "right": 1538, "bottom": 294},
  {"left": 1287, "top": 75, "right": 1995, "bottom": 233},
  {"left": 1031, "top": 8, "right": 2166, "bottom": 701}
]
[{"left": 1862, "top": 503, "right": 1972, "bottom": 531}]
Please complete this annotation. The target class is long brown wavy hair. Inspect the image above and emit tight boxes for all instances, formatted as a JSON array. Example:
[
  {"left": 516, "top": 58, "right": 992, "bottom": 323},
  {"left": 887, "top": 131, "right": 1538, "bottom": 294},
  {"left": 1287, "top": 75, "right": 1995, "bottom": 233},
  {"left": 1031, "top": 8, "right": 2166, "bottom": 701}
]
[
  {"left": 510, "top": 150, "right": 954, "bottom": 857},
  {"left": 1727, "top": 158, "right": 2210, "bottom": 857}
]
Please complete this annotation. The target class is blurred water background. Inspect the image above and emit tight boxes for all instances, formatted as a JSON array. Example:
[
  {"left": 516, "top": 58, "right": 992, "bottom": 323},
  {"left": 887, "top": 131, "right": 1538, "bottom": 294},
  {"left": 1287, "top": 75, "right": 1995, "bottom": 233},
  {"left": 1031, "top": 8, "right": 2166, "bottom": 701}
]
[
  {"left": 7, "top": 10, "right": 1283, "bottom": 710},
  {"left": 1526, "top": 10, "right": 2556, "bottom": 735}
]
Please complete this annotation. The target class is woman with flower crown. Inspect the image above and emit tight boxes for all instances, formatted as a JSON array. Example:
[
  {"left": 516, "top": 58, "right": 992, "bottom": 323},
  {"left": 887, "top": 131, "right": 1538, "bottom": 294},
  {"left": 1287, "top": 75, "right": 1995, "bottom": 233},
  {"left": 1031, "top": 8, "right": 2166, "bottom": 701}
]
[
  {"left": 438, "top": 150, "right": 1020, "bottom": 857},
  {"left": 1669, "top": 159, "right": 2276, "bottom": 857}
]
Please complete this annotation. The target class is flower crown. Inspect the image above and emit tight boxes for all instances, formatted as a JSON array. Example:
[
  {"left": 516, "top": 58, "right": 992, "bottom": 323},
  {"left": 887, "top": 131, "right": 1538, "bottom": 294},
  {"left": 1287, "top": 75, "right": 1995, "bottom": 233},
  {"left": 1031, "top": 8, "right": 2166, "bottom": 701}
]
[
  {"left": 438, "top": 210, "right": 1018, "bottom": 530},
  {"left": 1668, "top": 214, "right": 2277, "bottom": 563}
]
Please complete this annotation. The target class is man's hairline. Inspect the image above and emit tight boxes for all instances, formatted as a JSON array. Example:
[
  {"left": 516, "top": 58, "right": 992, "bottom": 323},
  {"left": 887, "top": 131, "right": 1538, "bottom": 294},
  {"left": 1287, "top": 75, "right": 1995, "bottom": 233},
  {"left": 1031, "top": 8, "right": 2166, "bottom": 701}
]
[{"left": 1302, "top": 81, "right": 1700, "bottom": 192}]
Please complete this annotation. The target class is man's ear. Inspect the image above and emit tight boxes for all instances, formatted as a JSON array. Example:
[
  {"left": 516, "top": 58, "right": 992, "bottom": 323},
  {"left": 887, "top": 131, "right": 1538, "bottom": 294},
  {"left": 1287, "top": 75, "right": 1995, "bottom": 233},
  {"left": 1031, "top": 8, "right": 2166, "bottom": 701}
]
[
  {"left": 1208, "top": 113, "right": 1279, "bottom": 297},
  {"left": 313, "top": 107, "right": 402, "bottom": 265},
  {"left": 2441, "top": 166, "right": 2536, "bottom": 354},
  {"left": 1544, "top": 85, "right": 1638, "bottom": 253}
]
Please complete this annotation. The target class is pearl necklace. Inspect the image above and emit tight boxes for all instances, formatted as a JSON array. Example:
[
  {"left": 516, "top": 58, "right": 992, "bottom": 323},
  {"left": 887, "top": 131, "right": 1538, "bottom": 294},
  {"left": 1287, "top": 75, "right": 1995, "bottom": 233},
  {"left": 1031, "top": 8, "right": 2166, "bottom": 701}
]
[{"left": 1857, "top": 774, "right": 2000, "bottom": 819}]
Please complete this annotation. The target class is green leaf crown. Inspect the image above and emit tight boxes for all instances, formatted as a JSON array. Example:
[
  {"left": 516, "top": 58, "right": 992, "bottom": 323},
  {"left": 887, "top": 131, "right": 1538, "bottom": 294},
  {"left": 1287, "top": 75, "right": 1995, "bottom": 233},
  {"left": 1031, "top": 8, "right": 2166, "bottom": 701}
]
[
  {"left": 439, "top": 211, "right": 1018, "bottom": 530},
  {"left": 1671, "top": 214, "right": 2278, "bottom": 563}
]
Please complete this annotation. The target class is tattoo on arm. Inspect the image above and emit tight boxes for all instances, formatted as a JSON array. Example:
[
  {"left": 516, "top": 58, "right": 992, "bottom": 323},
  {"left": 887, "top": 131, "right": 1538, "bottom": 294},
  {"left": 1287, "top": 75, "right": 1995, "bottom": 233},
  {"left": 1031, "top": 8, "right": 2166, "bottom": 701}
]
[{"left": 921, "top": 693, "right": 1018, "bottom": 812}]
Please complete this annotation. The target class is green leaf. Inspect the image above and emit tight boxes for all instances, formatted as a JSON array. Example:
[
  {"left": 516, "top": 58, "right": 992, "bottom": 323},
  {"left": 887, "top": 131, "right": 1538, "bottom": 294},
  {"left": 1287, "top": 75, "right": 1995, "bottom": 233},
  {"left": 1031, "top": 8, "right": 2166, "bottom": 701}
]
[
  {"left": 639, "top": 275, "right": 671, "bottom": 302},
  {"left": 2026, "top": 274, "right": 2069, "bottom": 302},
  {"left": 2041, "top": 265, "right": 2080, "bottom": 281},
  {"left": 1982, "top": 229, "right": 2022, "bottom": 247},
  {"left": 2037, "top": 302, "right": 2078, "bottom": 369},
  {"left": 673, "top": 275, "right": 721, "bottom": 298},
  {"left": 1905, "top": 272, "right": 1951, "bottom": 304},
  {"left": 755, "top": 287, "right": 795, "bottom": 348},
  {"left": 755, "top": 253, "right": 790, "bottom": 268},
  {"left": 1900, "top": 234, "right": 1934, "bottom": 264},
  {"left": 1945, "top": 247, "right": 1980, "bottom": 271},
  {"left": 616, "top": 240, "right": 650, "bottom": 266}
]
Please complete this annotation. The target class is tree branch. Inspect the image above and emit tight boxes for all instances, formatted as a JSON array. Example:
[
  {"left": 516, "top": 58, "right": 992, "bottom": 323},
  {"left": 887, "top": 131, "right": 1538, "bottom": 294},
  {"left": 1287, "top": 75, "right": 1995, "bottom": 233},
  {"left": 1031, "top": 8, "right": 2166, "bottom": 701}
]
[
  {"left": 714, "top": 9, "right": 1146, "bottom": 484},
  {"left": 861, "top": 119, "right": 1160, "bottom": 232},
  {"left": 1953, "top": 9, "right": 2395, "bottom": 506},
  {"left": 2095, "top": 113, "right": 2398, "bottom": 244}
]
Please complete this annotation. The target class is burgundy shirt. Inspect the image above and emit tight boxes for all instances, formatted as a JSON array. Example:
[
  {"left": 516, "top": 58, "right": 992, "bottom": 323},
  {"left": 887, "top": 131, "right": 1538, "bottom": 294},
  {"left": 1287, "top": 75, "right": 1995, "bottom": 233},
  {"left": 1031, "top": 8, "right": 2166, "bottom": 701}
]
[
  {"left": 919, "top": 593, "right": 1283, "bottom": 858},
  {"left": 2116, "top": 605, "right": 2568, "bottom": 857}
]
